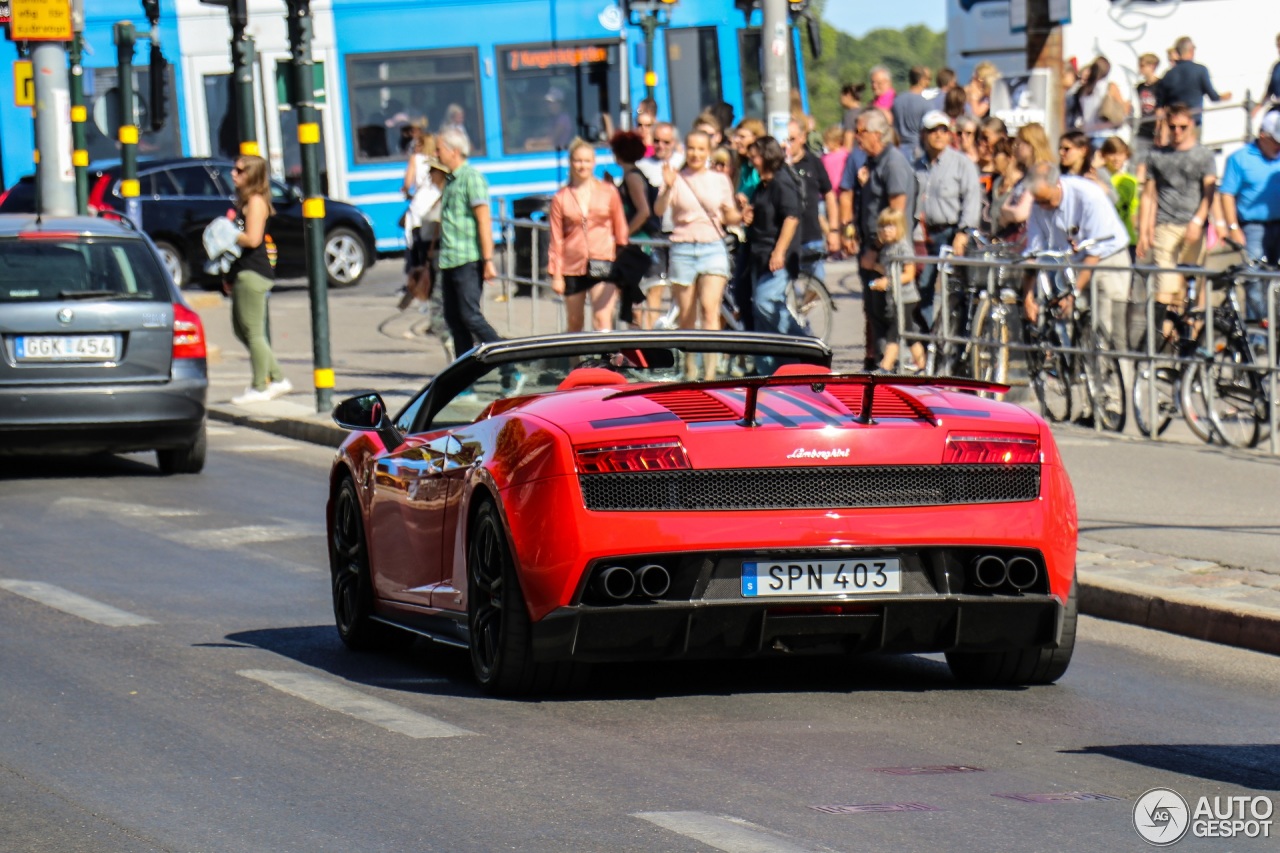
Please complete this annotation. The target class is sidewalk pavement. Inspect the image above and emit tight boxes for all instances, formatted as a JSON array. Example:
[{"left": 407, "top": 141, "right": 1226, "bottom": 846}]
[{"left": 187, "top": 262, "right": 1280, "bottom": 660}]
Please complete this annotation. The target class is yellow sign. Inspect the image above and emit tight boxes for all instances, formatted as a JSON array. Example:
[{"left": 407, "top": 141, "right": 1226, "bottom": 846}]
[
  {"left": 9, "top": 0, "right": 73, "bottom": 42},
  {"left": 13, "top": 60, "right": 33, "bottom": 107}
]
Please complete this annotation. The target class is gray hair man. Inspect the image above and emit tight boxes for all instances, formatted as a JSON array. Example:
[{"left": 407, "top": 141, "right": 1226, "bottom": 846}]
[
  {"left": 914, "top": 110, "right": 982, "bottom": 329},
  {"left": 1024, "top": 162, "right": 1133, "bottom": 342}
]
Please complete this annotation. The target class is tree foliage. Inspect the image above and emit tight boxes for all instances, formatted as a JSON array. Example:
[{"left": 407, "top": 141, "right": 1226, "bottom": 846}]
[{"left": 800, "top": 3, "right": 946, "bottom": 132}]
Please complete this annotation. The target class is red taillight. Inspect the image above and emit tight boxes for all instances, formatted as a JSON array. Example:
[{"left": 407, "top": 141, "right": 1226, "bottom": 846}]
[
  {"left": 574, "top": 439, "right": 690, "bottom": 474},
  {"left": 87, "top": 175, "right": 113, "bottom": 214},
  {"left": 172, "top": 303, "right": 207, "bottom": 360},
  {"left": 944, "top": 433, "right": 1040, "bottom": 465}
]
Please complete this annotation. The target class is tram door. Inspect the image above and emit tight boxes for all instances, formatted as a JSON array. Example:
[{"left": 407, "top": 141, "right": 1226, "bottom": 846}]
[{"left": 665, "top": 27, "right": 723, "bottom": 134}]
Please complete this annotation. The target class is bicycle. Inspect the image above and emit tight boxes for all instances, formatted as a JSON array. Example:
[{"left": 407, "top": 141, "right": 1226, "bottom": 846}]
[
  {"left": 964, "top": 234, "right": 1025, "bottom": 389},
  {"left": 1022, "top": 241, "right": 1126, "bottom": 431},
  {"left": 1130, "top": 265, "right": 1215, "bottom": 442}
]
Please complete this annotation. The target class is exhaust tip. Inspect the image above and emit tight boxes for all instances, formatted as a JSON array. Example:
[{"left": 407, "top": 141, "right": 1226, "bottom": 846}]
[
  {"left": 973, "top": 555, "right": 1008, "bottom": 589},
  {"left": 636, "top": 564, "right": 671, "bottom": 598},
  {"left": 1006, "top": 557, "right": 1039, "bottom": 590},
  {"left": 598, "top": 566, "right": 636, "bottom": 600}
]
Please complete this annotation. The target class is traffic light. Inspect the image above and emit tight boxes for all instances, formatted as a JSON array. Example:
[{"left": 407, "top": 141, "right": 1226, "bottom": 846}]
[
  {"left": 198, "top": 0, "right": 247, "bottom": 30},
  {"left": 149, "top": 43, "right": 169, "bottom": 131}
]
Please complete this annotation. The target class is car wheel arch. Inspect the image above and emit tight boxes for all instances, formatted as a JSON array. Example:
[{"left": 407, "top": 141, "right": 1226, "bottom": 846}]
[{"left": 464, "top": 484, "right": 532, "bottom": 614}]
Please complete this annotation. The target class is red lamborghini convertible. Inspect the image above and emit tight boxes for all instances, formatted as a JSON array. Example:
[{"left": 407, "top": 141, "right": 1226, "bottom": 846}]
[{"left": 327, "top": 331, "right": 1078, "bottom": 695}]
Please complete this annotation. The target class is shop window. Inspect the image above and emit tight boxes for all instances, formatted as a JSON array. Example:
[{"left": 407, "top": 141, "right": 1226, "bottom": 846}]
[
  {"left": 346, "top": 49, "right": 484, "bottom": 162},
  {"left": 497, "top": 42, "right": 620, "bottom": 155}
]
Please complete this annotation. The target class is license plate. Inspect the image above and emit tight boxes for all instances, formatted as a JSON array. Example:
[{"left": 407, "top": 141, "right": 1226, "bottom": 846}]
[
  {"left": 741, "top": 558, "right": 901, "bottom": 597},
  {"left": 15, "top": 335, "right": 117, "bottom": 361}
]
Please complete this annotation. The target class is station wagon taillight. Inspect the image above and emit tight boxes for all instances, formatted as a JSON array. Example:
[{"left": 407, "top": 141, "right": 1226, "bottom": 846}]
[
  {"left": 574, "top": 439, "right": 690, "bottom": 474},
  {"left": 944, "top": 434, "right": 1040, "bottom": 465},
  {"left": 172, "top": 303, "right": 207, "bottom": 360}
]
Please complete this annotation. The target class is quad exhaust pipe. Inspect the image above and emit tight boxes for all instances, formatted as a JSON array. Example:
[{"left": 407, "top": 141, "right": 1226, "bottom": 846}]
[
  {"left": 972, "top": 554, "right": 1040, "bottom": 590},
  {"left": 636, "top": 564, "right": 671, "bottom": 598},
  {"left": 973, "top": 555, "right": 1008, "bottom": 588},
  {"left": 597, "top": 566, "right": 636, "bottom": 600}
]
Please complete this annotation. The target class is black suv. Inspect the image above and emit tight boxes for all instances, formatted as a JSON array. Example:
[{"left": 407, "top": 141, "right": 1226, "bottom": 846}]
[{"left": 0, "top": 158, "right": 377, "bottom": 290}]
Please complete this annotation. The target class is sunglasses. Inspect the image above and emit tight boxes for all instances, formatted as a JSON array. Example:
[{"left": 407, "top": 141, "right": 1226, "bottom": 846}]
[
  {"left": 231, "top": 166, "right": 244, "bottom": 174},
  {"left": 1169, "top": 123, "right": 1192, "bottom": 131}
]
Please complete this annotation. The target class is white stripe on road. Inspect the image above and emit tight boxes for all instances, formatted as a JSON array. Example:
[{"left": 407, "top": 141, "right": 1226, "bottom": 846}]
[
  {"left": 216, "top": 444, "right": 295, "bottom": 453},
  {"left": 633, "top": 812, "right": 833, "bottom": 853},
  {"left": 54, "top": 497, "right": 199, "bottom": 518},
  {"left": 0, "top": 580, "right": 155, "bottom": 627},
  {"left": 237, "top": 670, "right": 474, "bottom": 739},
  {"left": 178, "top": 525, "right": 320, "bottom": 549}
]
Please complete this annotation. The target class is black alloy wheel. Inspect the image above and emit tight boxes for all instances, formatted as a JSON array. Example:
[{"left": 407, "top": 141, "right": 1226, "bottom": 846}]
[
  {"left": 467, "top": 500, "right": 584, "bottom": 695},
  {"left": 329, "top": 477, "right": 387, "bottom": 650}
]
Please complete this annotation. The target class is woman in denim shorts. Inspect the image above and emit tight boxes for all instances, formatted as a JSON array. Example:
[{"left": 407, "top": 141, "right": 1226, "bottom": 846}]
[{"left": 654, "top": 131, "right": 742, "bottom": 374}]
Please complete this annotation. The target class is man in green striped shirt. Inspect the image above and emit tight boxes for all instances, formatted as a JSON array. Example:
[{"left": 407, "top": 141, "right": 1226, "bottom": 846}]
[{"left": 437, "top": 127, "right": 504, "bottom": 356}]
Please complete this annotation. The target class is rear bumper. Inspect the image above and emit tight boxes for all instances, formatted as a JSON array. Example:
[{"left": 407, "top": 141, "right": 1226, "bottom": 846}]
[
  {"left": 0, "top": 370, "right": 207, "bottom": 454},
  {"left": 531, "top": 595, "right": 1066, "bottom": 662}
]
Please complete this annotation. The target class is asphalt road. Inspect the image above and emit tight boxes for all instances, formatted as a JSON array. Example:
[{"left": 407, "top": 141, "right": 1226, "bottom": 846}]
[{"left": 1, "top": 425, "right": 1277, "bottom": 852}]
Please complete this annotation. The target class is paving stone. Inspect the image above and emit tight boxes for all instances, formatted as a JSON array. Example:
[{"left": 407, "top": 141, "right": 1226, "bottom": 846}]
[{"left": 1171, "top": 560, "right": 1222, "bottom": 572}]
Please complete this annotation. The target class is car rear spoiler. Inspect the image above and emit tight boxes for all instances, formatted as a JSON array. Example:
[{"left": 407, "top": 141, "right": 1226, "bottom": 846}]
[{"left": 606, "top": 373, "right": 1010, "bottom": 427}]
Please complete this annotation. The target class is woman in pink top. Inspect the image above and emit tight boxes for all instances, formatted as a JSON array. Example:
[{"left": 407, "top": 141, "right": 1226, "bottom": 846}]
[
  {"left": 548, "top": 140, "right": 630, "bottom": 332},
  {"left": 654, "top": 132, "right": 742, "bottom": 361}
]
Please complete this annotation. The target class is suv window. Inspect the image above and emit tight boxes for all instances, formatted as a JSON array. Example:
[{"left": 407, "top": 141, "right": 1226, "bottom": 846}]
[
  {"left": 269, "top": 180, "right": 294, "bottom": 206},
  {"left": 166, "top": 166, "right": 222, "bottom": 198},
  {"left": 0, "top": 237, "right": 172, "bottom": 303},
  {"left": 142, "top": 169, "right": 179, "bottom": 197}
]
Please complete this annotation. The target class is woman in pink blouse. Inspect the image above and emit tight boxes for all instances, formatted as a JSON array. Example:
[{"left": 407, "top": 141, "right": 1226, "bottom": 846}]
[
  {"left": 548, "top": 139, "right": 630, "bottom": 332},
  {"left": 653, "top": 131, "right": 742, "bottom": 363}
]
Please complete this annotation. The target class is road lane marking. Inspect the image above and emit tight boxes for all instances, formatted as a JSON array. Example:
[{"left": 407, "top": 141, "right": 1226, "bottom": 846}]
[
  {"left": 178, "top": 524, "right": 320, "bottom": 549},
  {"left": 633, "top": 812, "right": 833, "bottom": 853},
  {"left": 237, "top": 670, "right": 474, "bottom": 739},
  {"left": 217, "top": 444, "right": 296, "bottom": 453},
  {"left": 54, "top": 497, "right": 199, "bottom": 518},
  {"left": 0, "top": 580, "right": 155, "bottom": 627}
]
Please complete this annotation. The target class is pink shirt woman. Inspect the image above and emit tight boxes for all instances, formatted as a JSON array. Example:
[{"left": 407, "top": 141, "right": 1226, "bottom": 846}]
[{"left": 548, "top": 140, "right": 629, "bottom": 332}]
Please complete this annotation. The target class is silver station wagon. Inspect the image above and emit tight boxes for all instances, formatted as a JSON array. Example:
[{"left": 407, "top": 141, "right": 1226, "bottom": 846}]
[{"left": 0, "top": 215, "right": 208, "bottom": 473}]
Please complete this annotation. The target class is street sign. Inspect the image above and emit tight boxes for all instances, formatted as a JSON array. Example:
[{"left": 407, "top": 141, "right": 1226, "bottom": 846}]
[
  {"left": 0, "top": 1, "right": 12, "bottom": 25},
  {"left": 9, "top": 0, "right": 72, "bottom": 41},
  {"left": 13, "top": 59, "right": 32, "bottom": 106}
]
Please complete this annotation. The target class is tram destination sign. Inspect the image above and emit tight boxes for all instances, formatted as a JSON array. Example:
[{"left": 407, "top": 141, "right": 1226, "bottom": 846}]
[{"left": 8, "top": 0, "right": 73, "bottom": 41}]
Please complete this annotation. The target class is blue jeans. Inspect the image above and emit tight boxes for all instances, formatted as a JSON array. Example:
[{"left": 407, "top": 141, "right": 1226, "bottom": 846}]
[
  {"left": 752, "top": 263, "right": 803, "bottom": 374},
  {"left": 440, "top": 261, "right": 503, "bottom": 355},
  {"left": 1241, "top": 221, "right": 1280, "bottom": 322},
  {"left": 918, "top": 224, "right": 958, "bottom": 331},
  {"left": 799, "top": 239, "right": 826, "bottom": 283}
]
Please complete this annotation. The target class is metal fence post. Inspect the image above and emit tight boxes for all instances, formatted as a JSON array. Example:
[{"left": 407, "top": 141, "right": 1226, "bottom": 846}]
[
  {"left": 1203, "top": 278, "right": 1217, "bottom": 442},
  {"left": 531, "top": 225, "right": 541, "bottom": 334},
  {"left": 1144, "top": 271, "right": 1158, "bottom": 442},
  {"left": 938, "top": 264, "right": 950, "bottom": 375},
  {"left": 1270, "top": 278, "right": 1278, "bottom": 456},
  {"left": 890, "top": 260, "right": 902, "bottom": 372}
]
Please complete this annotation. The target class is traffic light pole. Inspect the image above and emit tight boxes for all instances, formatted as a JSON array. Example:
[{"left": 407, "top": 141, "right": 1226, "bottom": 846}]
[
  {"left": 640, "top": 13, "right": 658, "bottom": 102},
  {"left": 114, "top": 22, "right": 141, "bottom": 225},
  {"left": 285, "top": 0, "right": 332, "bottom": 412},
  {"left": 233, "top": 27, "right": 259, "bottom": 156},
  {"left": 762, "top": 0, "right": 790, "bottom": 144}
]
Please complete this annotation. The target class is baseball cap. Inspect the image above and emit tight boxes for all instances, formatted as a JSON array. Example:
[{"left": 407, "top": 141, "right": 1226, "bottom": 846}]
[
  {"left": 921, "top": 110, "right": 952, "bottom": 131},
  {"left": 1260, "top": 110, "right": 1279, "bottom": 140}
]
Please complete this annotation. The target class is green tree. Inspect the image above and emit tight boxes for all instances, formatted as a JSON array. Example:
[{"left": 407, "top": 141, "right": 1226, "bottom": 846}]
[{"left": 800, "top": 3, "right": 946, "bottom": 133}]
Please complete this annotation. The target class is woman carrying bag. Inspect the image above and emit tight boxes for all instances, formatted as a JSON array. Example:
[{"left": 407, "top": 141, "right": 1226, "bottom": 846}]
[{"left": 547, "top": 139, "right": 630, "bottom": 332}]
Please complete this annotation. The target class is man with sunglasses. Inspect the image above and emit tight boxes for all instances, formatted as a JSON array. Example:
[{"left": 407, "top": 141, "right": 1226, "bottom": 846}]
[
  {"left": 914, "top": 111, "right": 982, "bottom": 330},
  {"left": 1138, "top": 102, "right": 1217, "bottom": 314},
  {"left": 1023, "top": 161, "right": 1132, "bottom": 340}
]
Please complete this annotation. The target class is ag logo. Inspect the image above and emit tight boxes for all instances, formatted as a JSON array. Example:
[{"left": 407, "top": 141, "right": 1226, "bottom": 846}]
[{"left": 1134, "top": 787, "right": 1190, "bottom": 845}]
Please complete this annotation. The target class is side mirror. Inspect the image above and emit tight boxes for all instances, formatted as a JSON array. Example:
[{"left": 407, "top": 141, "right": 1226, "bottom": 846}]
[{"left": 332, "top": 392, "right": 403, "bottom": 449}]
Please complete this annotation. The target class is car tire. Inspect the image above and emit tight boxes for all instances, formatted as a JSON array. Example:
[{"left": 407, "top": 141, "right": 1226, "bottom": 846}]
[
  {"left": 329, "top": 476, "right": 399, "bottom": 651},
  {"left": 324, "top": 227, "right": 368, "bottom": 289},
  {"left": 154, "top": 240, "right": 188, "bottom": 290},
  {"left": 945, "top": 578, "right": 1077, "bottom": 686},
  {"left": 467, "top": 499, "right": 586, "bottom": 695},
  {"left": 156, "top": 421, "right": 206, "bottom": 474}
]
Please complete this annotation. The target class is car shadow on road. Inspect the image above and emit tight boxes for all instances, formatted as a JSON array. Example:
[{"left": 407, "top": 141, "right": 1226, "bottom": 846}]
[
  {"left": 0, "top": 453, "right": 162, "bottom": 480},
  {"left": 222, "top": 625, "right": 1012, "bottom": 701},
  {"left": 1062, "top": 744, "right": 1280, "bottom": 791}
]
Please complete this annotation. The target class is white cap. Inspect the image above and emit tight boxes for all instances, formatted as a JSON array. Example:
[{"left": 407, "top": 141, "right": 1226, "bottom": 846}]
[
  {"left": 921, "top": 110, "right": 952, "bottom": 131},
  {"left": 1260, "top": 110, "right": 1279, "bottom": 140}
]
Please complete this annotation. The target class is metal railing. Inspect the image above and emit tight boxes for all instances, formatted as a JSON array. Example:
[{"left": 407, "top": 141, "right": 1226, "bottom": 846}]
[{"left": 888, "top": 252, "right": 1280, "bottom": 455}]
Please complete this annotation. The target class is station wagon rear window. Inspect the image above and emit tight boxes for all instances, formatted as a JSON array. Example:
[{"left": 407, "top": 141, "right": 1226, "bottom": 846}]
[{"left": 0, "top": 238, "right": 171, "bottom": 303}]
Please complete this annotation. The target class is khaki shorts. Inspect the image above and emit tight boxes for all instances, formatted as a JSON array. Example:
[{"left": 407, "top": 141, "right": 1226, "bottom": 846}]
[{"left": 1149, "top": 221, "right": 1206, "bottom": 303}]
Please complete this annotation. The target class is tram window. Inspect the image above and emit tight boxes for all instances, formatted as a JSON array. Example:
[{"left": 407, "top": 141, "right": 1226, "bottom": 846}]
[
  {"left": 737, "top": 30, "right": 799, "bottom": 120},
  {"left": 346, "top": 49, "right": 484, "bottom": 162},
  {"left": 497, "top": 42, "right": 621, "bottom": 155}
]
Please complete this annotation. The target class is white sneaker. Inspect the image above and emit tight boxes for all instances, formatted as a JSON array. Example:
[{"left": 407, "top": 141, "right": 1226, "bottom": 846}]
[
  {"left": 231, "top": 386, "right": 274, "bottom": 405},
  {"left": 265, "top": 378, "right": 294, "bottom": 399}
]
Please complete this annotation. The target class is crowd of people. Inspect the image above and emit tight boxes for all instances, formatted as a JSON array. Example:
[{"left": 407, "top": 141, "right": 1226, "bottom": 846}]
[{"left": 388, "top": 33, "right": 1280, "bottom": 379}]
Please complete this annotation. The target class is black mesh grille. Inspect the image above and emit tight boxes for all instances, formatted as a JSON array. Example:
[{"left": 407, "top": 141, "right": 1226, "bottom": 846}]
[{"left": 580, "top": 465, "right": 1040, "bottom": 511}]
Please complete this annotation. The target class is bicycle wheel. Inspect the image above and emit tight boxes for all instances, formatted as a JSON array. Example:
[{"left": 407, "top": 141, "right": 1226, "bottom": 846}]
[
  {"left": 1200, "top": 340, "right": 1263, "bottom": 448},
  {"left": 969, "top": 299, "right": 1010, "bottom": 389},
  {"left": 1080, "top": 327, "right": 1126, "bottom": 433},
  {"left": 1026, "top": 330, "right": 1072, "bottom": 423},
  {"left": 787, "top": 273, "right": 834, "bottom": 342},
  {"left": 1178, "top": 362, "right": 1218, "bottom": 444},
  {"left": 1132, "top": 361, "right": 1177, "bottom": 437}
]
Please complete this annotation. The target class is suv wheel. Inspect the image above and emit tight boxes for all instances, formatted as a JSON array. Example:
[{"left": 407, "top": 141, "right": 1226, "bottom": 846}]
[
  {"left": 324, "top": 227, "right": 368, "bottom": 288},
  {"left": 154, "top": 240, "right": 188, "bottom": 289}
]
